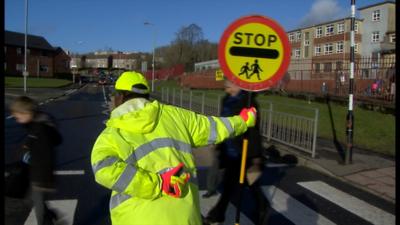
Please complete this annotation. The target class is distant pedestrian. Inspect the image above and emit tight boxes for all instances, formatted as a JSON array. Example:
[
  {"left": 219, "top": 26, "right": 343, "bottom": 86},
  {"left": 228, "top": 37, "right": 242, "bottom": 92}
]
[
  {"left": 390, "top": 81, "right": 395, "bottom": 101},
  {"left": 372, "top": 81, "right": 378, "bottom": 95},
  {"left": 10, "top": 96, "right": 63, "bottom": 225},
  {"left": 321, "top": 82, "right": 328, "bottom": 95}
]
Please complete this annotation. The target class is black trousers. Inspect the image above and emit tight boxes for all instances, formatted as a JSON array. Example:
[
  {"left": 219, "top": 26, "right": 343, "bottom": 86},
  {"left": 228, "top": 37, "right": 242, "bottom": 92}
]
[
  {"left": 31, "top": 185, "right": 56, "bottom": 225},
  {"left": 208, "top": 158, "right": 270, "bottom": 225}
]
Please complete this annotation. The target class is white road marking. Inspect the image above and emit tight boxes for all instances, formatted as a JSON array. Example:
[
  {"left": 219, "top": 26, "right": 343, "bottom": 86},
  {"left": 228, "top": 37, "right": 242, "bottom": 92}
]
[
  {"left": 24, "top": 199, "right": 78, "bottom": 225},
  {"left": 102, "top": 85, "right": 108, "bottom": 104},
  {"left": 265, "top": 163, "right": 292, "bottom": 168},
  {"left": 262, "top": 185, "right": 336, "bottom": 225},
  {"left": 53, "top": 170, "right": 85, "bottom": 175},
  {"left": 298, "top": 181, "right": 395, "bottom": 225},
  {"left": 199, "top": 190, "right": 254, "bottom": 225}
]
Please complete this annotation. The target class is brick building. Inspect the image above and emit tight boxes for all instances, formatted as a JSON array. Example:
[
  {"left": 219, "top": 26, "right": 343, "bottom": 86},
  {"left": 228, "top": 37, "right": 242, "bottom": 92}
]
[
  {"left": 286, "top": 17, "right": 363, "bottom": 80},
  {"left": 4, "top": 30, "right": 71, "bottom": 77}
]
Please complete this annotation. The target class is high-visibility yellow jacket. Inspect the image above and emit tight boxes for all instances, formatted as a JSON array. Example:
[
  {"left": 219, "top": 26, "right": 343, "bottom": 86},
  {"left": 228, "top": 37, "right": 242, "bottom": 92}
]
[{"left": 91, "top": 98, "right": 248, "bottom": 225}]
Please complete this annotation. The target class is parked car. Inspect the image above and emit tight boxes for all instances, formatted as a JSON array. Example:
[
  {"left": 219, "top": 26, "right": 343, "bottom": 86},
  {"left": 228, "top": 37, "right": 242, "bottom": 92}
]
[
  {"left": 98, "top": 77, "right": 107, "bottom": 85},
  {"left": 80, "top": 76, "right": 90, "bottom": 83}
]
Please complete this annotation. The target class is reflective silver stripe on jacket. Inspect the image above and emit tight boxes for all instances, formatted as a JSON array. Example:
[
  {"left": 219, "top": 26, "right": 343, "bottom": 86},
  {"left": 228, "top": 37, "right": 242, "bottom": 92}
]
[
  {"left": 92, "top": 156, "right": 119, "bottom": 174},
  {"left": 220, "top": 117, "right": 234, "bottom": 137},
  {"left": 110, "top": 193, "right": 131, "bottom": 210},
  {"left": 111, "top": 164, "right": 137, "bottom": 193},
  {"left": 207, "top": 116, "right": 217, "bottom": 144},
  {"left": 109, "top": 176, "right": 198, "bottom": 210},
  {"left": 125, "top": 138, "right": 192, "bottom": 164}
]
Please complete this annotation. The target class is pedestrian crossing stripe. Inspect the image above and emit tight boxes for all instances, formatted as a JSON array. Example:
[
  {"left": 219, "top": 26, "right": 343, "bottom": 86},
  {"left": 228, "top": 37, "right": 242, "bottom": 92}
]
[
  {"left": 298, "top": 181, "right": 395, "bottom": 225},
  {"left": 24, "top": 199, "right": 77, "bottom": 225},
  {"left": 198, "top": 190, "right": 254, "bottom": 225},
  {"left": 21, "top": 182, "right": 394, "bottom": 225},
  {"left": 262, "top": 186, "right": 336, "bottom": 225}
]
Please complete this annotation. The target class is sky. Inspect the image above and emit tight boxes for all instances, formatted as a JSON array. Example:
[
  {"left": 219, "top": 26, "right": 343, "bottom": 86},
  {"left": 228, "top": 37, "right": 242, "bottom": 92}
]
[{"left": 5, "top": 0, "right": 393, "bottom": 54}]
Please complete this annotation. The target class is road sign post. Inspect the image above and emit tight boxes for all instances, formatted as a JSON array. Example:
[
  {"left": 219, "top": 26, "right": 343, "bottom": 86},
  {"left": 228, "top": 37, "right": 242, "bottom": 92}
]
[{"left": 218, "top": 15, "right": 291, "bottom": 225}]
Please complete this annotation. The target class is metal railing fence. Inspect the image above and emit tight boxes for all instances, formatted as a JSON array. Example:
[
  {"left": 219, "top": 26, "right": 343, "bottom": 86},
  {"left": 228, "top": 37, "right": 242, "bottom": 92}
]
[{"left": 151, "top": 87, "right": 319, "bottom": 158}]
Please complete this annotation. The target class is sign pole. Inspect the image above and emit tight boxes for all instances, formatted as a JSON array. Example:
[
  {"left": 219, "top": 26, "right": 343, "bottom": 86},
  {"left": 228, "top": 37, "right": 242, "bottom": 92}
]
[
  {"left": 345, "top": 0, "right": 355, "bottom": 164},
  {"left": 235, "top": 92, "right": 252, "bottom": 225}
]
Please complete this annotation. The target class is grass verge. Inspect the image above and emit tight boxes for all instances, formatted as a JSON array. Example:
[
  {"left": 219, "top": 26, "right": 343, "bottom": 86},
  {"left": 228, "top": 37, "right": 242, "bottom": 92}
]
[
  {"left": 155, "top": 80, "right": 395, "bottom": 157},
  {"left": 5, "top": 76, "right": 71, "bottom": 88}
]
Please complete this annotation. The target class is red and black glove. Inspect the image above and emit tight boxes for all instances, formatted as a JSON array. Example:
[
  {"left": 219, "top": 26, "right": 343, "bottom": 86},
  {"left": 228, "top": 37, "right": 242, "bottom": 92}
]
[
  {"left": 239, "top": 107, "right": 257, "bottom": 127},
  {"left": 160, "top": 163, "right": 190, "bottom": 198}
]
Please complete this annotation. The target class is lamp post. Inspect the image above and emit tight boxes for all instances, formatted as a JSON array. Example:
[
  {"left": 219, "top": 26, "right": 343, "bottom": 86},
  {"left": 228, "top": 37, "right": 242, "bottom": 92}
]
[
  {"left": 345, "top": 0, "right": 356, "bottom": 164},
  {"left": 144, "top": 22, "right": 156, "bottom": 92},
  {"left": 23, "top": 0, "right": 29, "bottom": 93}
]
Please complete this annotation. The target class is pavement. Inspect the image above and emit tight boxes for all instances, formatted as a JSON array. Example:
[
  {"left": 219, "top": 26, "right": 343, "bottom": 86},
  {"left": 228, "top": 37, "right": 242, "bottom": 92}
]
[
  {"left": 268, "top": 138, "right": 396, "bottom": 204},
  {"left": 4, "top": 84, "right": 396, "bottom": 205}
]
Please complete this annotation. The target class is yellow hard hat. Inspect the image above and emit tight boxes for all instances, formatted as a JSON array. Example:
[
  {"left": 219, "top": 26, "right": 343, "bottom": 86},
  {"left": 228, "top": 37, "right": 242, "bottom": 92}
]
[{"left": 115, "top": 71, "right": 150, "bottom": 94}]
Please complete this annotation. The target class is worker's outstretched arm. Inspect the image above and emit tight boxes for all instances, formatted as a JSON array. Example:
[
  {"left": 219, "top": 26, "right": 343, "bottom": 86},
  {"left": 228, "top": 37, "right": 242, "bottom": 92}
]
[{"left": 175, "top": 106, "right": 256, "bottom": 147}]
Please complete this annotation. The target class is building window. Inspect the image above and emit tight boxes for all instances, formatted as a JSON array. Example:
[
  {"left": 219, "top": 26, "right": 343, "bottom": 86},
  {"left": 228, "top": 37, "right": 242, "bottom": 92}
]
[
  {"left": 17, "top": 48, "right": 22, "bottom": 55},
  {"left": 337, "top": 23, "right": 344, "bottom": 34},
  {"left": 372, "top": 31, "right": 380, "bottom": 42},
  {"left": 316, "top": 27, "right": 322, "bottom": 38},
  {"left": 324, "top": 43, "right": 333, "bottom": 55},
  {"left": 315, "top": 63, "right": 321, "bottom": 73},
  {"left": 372, "top": 10, "right": 380, "bottom": 21},
  {"left": 354, "top": 22, "right": 359, "bottom": 33},
  {"left": 325, "top": 24, "right": 334, "bottom": 36},
  {"left": 336, "top": 41, "right": 344, "bottom": 53},
  {"left": 324, "top": 62, "right": 332, "bottom": 72},
  {"left": 354, "top": 43, "right": 359, "bottom": 53},
  {"left": 304, "top": 46, "right": 309, "bottom": 58},
  {"left": 296, "top": 31, "right": 301, "bottom": 41},
  {"left": 304, "top": 40, "right": 310, "bottom": 46},
  {"left": 289, "top": 33, "right": 294, "bottom": 42},
  {"left": 294, "top": 49, "right": 301, "bottom": 58},
  {"left": 305, "top": 32, "right": 310, "bottom": 40},
  {"left": 389, "top": 34, "right": 396, "bottom": 43},
  {"left": 16, "top": 64, "right": 24, "bottom": 71},
  {"left": 315, "top": 45, "right": 321, "bottom": 56}
]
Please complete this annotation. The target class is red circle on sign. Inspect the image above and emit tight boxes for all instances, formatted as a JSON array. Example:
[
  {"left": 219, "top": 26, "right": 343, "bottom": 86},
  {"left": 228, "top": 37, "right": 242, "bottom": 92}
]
[{"left": 218, "top": 15, "right": 291, "bottom": 91}]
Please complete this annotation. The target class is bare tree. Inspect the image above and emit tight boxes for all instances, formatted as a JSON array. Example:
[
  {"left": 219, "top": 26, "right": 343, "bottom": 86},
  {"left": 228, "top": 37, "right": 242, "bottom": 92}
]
[{"left": 156, "top": 24, "right": 218, "bottom": 71}]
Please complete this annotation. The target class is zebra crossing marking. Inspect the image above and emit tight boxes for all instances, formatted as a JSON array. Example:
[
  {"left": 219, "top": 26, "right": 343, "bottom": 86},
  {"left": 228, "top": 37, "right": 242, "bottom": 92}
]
[
  {"left": 24, "top": 199, "right": 78, "bottom": 225},
  {"left": 298, "top": 181, "right": 395, "bottom": 225},
  {"left": 54, "top": 170, "right": 85, "bottom": 175},
  {"left": 262, "top": 185, "right": 337, "bottom": 225},
  {"left": 199, "top": 190, "right": 254, "bottom": 225}
]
